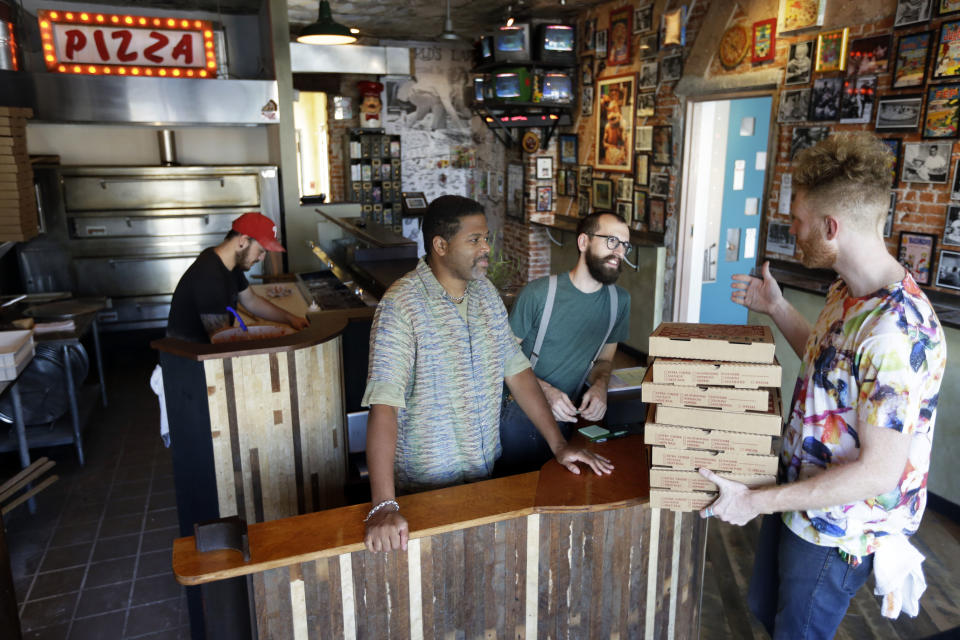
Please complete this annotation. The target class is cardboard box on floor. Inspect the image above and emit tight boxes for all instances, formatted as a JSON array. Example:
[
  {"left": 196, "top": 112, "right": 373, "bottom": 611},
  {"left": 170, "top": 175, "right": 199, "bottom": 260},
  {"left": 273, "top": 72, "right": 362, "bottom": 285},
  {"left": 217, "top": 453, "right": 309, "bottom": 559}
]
[
  {"left": 641, "top": 364, "right": 772, "bottom": 412},
  {"left": 649, "top": 323, "right": 776, "bottom": 363},
  {"left": 643, "top": 406, "right": 773, "bottom": 454},
  {"left": 650, "top": 445, "right": 779, "bottom": 476},
  {"left": 650, "top": 467, "right": 776, "bottom": 492},
  {"left": 649, "top": 489, "right": 716, "bottom": 511},
  {"left": 654, "top": 390, "right": 783, "bottom": 436},
  {"left": 652, "top": 357, "right": 782, "bottom": 389}
]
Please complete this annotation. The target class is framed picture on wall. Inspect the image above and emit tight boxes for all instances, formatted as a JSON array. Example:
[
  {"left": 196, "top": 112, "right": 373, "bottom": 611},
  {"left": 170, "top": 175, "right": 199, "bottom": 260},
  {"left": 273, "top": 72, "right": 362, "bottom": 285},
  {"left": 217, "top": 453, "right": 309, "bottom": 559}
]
[
  {"left": 592, "top": 179, "right": 614, "bottom": 210},
  {"left": 766, "top": 221, "right": 796, "bottom": 255},
  {"left": 924, "top": 83, "right": 960, "bottom": 138},
  {"left": 536, "top": 186, "right": 553, "bottom": 212},
  {"left": 581, "top": 55, "right": 595, "bottom": 86},
  {"left": 635, "top": 153, "right": 650, "bottom": 186},
  {"left": 902, "top": 142, "right": 951, "bottom": 183},
  {"left": 815, "top": 28, "right": 849, "bottom": 72},
  {"left": 596, "top": 28, "right": 608, "bottom": 57},
  {"left": 638, "top": 61, "right": 658, "bottom": 89},
  {"left": 882, "top": 138, "right": 902, "bottom": 187},
  {"left": 777, "top": 0, "right": 825, "bottom": 35},
  {"left": 940, "top": 0, "right": 960, "bottom": 17},
  {"left": 944, "top": 204, "right": 960, "bottom": 245},
  {"left": 933, "top": 20, "right": 960, "bottom": 80},
  {"left": 633, "top": 190, "right": 647, "bottom": 229},
  {"left": 634, "top": 4, "right": 654, "bottom": 34},
  {"left": 809, "top": 76, "right": 842, "bottom": 120},
  {"left": 506, "top": 163, "right": 524, "bottom": 221},
  {"left": 648, "top": 198, "right": 666, "bottom": 233},
  {"left": 778, "top": 88, "right": 812, "bottom": 123},
  {"left": 650, "top": 172, "right": 670, "bottom": 198},
  {"left": 608, "top": 7, "right": 633, "bottom": 66},
  {"left": 638, "top": 33, "right": 659, "bottom": 58},
  {"left": 594, "top": 74, "right": 636, "bottom": 173},
  {"left": 839, "top": 75, "right": 877, "bottom": 124},
  {"left": 616, "top": 176, "right": 634, "bottom": 200},
  {"left": 581, "top": 86, "right": 594, "bottom": 116},
  {"left": 846, "top": 34, "right": 892, "bottom": 75},
  {"left": 875, "top": 95, "right": 923, "bottom": 131},
  {"left": 896, "top": 0, "right": 934, "bottom": 28},
  {"left": 652, "top": 125, "right": 673, "bottom": 165},
  {"left": 616, "top": 201, "right": 633, "bottom": 225},
  {"left": 936, "top": 250, "right": 960, "bottom": 289},
  {"left": 790, "top": 126, "right": 830, "bottom": 160},
  {"left": 557, "top": 169, "right": 567, "bottom": 196},
  {"left": 898, "top": 231, "right": 936, "bottom": 285},
  {"left": 579, "top": 165, "right": 593, "bottom": 187},
  {"left": 661, "top": 54, "right": 684, "bottom": 82},
  {"left": 952, "top": 158, "right": 960, "bottom": 198},
  {"left": 752, "top": 19, "right": 777, "bottom": 63},
  {"left": 536, "top": 156, "right": 553, "bottom": 180},
  {"left": 578, "top": 191, "right": 590, "bottom": 215},
  {"left": 884, "top": 192, "right": 897, "bottom": 238},
  {"left": 893, "top": 31, "right": 933, "bottom": 88},
  {"left": 565, "top": 169, "right": 578, "bottom": 197},
  {"left": 637, "top": 92, "right": 656, "bottom": 116},
  {"left": 636, "top": 125, "right": 653, "bottom": 151},
  {"left": 785, "top": 40, "right": 815, "bottom": 84},
  {"left": 559, "top": 134, "right": 578, "bottom": 165}
]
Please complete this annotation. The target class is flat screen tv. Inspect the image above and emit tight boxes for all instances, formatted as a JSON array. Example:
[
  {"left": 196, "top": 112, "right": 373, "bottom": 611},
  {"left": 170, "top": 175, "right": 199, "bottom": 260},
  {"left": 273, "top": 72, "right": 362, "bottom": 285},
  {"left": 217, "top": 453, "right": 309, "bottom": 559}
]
[
  {"left": 539, "top": 72, "right": 573, "bottom": 104},
  {"left": 494, "top": 68, "right": 532, "bottom": 102},
  {"left": 537, "top": 24, "right": 576, "bottom": 66},
  {"left": 493, "top": 24, "right": 531, "bottom": 63}
]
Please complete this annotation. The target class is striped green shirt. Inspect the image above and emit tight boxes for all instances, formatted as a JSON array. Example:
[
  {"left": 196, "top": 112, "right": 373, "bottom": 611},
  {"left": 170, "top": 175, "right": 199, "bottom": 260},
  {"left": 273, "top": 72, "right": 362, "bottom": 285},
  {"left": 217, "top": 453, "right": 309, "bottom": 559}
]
[{"left": 362, "top": 259, "right": 529, "bottom": 492}]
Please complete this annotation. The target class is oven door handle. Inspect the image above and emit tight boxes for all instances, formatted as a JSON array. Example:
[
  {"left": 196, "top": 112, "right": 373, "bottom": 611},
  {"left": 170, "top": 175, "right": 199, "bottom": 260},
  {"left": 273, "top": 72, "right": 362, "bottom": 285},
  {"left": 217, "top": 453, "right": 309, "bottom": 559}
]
[
  {"left": 106, "top": 256, "right": 193, "bottom": 267},
  {"left": 99, "top": 177, "right": 226, "bottom": 189}
]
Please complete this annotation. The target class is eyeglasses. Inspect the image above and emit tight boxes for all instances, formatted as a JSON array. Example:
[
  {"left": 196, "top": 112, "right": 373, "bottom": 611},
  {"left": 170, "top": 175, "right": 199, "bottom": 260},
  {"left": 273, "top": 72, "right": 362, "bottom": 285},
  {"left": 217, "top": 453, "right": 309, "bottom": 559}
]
[{"left": 588, "top": 233, "right": 632, "bottom": 253}]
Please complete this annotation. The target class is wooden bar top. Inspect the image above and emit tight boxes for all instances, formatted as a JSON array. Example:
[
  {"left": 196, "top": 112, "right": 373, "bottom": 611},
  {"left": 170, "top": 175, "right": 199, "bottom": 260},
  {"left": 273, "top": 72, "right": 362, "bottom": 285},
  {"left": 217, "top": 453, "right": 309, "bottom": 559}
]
[
  {"left": 151, "top": 307, "right": 373, "bottom": 361},
  {"left": 172, "top": 435, "right": 650, "bottom": 586}
]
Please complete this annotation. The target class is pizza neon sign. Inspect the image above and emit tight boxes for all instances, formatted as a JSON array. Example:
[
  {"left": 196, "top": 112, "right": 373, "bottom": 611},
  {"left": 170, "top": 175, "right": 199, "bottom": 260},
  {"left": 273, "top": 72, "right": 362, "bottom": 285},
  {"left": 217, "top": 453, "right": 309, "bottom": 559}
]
[{"left": 37, "top": 10, "right": 217, "bottom": 78}]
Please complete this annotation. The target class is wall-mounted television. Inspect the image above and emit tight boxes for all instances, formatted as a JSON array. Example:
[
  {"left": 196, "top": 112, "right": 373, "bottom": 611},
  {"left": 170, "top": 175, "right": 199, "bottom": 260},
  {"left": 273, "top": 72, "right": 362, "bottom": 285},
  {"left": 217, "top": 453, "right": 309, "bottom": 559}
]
[
  {"left": 475, "top": 35, "right": 495, "bottom": 66},
  {"left": 536, "top": 24, "right": 576, "bottom": 66},
  {"left": 539, "top": 72, "right": 574, "bottom": 104},
  {"left": 493, "top": 24, "right": 531, "bottom": 63},
  {"left": 494, "top": 68, "right": 532, "bottom": 102}
]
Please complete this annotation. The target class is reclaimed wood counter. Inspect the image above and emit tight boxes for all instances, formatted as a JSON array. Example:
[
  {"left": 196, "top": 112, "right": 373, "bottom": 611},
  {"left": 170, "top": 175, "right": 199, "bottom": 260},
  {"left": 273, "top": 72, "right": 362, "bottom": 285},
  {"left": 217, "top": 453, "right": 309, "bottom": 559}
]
[{"left": 172, "top": 435, "right": 708, "bottom": 640}]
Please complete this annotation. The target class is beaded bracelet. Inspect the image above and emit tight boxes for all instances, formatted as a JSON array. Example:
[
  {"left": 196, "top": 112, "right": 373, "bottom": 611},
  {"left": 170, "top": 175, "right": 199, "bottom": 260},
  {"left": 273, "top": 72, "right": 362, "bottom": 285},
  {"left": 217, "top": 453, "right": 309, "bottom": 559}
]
[{"left": 364, "top": 499, "right": 400, "bottom": 522}]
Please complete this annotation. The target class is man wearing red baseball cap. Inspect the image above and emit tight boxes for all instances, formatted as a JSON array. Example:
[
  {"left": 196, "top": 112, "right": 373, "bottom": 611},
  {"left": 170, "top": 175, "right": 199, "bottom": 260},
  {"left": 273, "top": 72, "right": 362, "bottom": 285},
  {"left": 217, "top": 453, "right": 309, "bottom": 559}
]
[{"left": 167, "top": 212, "right": 309, "bottom": 342}]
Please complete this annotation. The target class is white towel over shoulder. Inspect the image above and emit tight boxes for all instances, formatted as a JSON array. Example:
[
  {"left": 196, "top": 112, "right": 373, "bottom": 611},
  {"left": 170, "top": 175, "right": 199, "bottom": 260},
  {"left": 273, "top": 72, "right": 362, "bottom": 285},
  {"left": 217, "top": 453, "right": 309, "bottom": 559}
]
[
  {"left": 149, "top": 364, "right": 170, "bottom": 448},
  {"left": 872, "top": 533, "right": 926, "bottom": 618}
]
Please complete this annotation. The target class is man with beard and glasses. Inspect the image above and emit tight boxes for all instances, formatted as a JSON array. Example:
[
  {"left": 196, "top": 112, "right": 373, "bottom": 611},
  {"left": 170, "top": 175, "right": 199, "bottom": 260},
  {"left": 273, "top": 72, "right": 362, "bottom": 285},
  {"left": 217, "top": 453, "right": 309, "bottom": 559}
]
[
  {"left": 362, "top": 196, "right": 613, "bottom": 553},
  {"left": 713, "top": 133, "right": 946, "bottom": 638},
  {"left": 166, "top": 212, "right": 309, "bottom": 342},
  {"left": 496, "top": 212, "right": 632, "bottom": 476}
]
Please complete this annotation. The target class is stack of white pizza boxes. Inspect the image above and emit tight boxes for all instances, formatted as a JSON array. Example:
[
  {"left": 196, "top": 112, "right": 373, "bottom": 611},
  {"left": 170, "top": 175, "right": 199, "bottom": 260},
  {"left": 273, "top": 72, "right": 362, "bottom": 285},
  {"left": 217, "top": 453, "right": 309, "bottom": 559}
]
[{"left": 642, "top": 323, "right": 783, "bottom": 511}]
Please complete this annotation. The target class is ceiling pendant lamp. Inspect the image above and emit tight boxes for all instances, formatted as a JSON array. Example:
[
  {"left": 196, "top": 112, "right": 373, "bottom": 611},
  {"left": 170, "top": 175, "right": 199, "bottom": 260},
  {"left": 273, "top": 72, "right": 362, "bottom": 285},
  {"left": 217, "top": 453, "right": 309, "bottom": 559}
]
[{"left": 297, "top": 0, "right": 357, "bottom": 45}]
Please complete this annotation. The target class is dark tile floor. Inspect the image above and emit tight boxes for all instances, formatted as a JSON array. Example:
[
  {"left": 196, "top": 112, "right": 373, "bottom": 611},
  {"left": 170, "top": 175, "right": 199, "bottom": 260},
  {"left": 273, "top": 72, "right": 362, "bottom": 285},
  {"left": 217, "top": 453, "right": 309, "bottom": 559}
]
[{"left": 2, "top": 330, "right": 188, "bottom": 639}]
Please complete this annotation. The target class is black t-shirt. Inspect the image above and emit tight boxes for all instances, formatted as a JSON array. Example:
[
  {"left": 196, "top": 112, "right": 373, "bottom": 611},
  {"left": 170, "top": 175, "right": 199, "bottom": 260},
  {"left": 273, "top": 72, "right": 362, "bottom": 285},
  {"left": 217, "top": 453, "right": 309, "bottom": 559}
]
[{"left": 166, "top": 247, "right": 249, "bottom": 342}]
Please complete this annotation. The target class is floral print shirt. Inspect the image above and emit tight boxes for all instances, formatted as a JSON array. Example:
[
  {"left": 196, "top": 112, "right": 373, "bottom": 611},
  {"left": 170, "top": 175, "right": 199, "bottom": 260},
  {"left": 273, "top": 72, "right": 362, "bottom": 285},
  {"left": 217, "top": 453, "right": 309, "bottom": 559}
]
[{"left": 781, "top": 274, "right": 946, "bottom": 557}]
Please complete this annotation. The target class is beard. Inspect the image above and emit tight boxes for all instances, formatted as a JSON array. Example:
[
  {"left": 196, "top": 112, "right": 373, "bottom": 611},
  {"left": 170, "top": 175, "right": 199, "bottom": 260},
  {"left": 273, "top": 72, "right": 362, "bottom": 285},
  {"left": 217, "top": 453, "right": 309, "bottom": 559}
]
[
  {"left": 585, "top": 246, "right": 623, "bottom": 284},
  {"left": 796, "top": 229, "right": 837, "bottom": 270},
  {"left": 236, "top": 244, "right": 258, "bottom": 270}
]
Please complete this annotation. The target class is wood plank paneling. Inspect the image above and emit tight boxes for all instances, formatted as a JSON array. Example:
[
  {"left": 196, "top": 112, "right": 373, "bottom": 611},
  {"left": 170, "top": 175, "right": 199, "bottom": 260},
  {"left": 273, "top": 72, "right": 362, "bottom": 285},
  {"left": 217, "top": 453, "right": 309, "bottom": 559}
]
[{"left": 202, "top": 341, "right": 346, "bottom": 525}]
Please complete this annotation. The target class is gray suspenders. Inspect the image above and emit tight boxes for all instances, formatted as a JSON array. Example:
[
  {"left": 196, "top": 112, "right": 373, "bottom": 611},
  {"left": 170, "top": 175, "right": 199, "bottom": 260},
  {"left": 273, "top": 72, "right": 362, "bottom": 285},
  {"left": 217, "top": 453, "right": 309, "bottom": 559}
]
[{"left": 528, "top": 274, "right": 619, "bottom": 395}]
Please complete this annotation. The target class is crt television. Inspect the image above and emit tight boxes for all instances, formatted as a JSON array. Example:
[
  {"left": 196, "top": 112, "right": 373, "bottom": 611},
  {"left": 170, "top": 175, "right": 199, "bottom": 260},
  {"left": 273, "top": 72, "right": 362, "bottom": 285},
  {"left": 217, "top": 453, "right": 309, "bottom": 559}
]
[
  {"left": 493, "top": 24, "right": 531, "bottom": 63},
  {"left": 538, "top": 72, "right": 574, "bottom": 104},
  {"left": 494, "top": 68, "right": 532, "bottom": 102},
  {"left": 537, "top": 24, "right": 576, "bottom": 66}
]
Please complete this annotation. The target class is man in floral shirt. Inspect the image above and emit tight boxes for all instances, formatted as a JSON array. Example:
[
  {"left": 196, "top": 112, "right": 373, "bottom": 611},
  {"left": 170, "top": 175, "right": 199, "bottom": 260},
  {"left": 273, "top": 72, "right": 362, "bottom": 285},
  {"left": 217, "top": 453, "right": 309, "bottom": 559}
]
[{"left": 707, "top": 132, "right": 946, "bottom": 638}]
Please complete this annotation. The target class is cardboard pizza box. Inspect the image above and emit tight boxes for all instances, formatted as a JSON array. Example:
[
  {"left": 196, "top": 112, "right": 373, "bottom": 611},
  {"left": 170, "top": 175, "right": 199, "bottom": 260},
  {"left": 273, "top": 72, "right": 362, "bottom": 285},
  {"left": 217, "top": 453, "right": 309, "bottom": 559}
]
[
  {"left": 649, "top": 445, "right": 779, "bottom": 476},
  {"left": 653, "top": 390, "right": 782, "bottom": 436},
  {"left": 649, "top": 489, "right": 716, "bottom": 511},
  {"left": 643, "top": 407, "right": 773, "bottom": 454},
  {"left": 641, "top": 364, "right": 771, "bottom": 412},
  {"left": 649, "top": 323, "right": 776, "bottom": 363},
  {"left": 649, "top": 467, "right": 776, "bottom": 492},
  {"left": 652, "top": 357, "right": 782, "bottom": 389}
]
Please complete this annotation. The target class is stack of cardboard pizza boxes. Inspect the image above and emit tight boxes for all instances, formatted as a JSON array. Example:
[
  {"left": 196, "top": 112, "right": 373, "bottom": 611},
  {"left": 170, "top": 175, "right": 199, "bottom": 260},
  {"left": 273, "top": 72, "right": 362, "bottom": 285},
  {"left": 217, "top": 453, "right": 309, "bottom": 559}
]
[
  {"left": 0, "top": 107, "right": 38, "bottom": 243},
  {"left": 642, "top": 323, "right": 783, "bottom": 511}
]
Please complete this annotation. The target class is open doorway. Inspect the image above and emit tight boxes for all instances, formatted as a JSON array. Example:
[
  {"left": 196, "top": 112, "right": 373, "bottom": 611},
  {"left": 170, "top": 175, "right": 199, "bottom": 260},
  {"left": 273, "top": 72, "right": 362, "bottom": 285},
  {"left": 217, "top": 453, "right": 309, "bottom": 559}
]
[{"left": 675, "top": 95, "right": 774, "bottom": 324}]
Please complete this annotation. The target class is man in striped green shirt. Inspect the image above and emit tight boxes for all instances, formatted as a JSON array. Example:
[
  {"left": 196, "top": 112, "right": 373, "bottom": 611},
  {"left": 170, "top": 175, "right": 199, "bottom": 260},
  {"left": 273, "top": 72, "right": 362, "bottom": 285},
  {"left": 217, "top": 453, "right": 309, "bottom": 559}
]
[{"left": 362, "top": 196, "right": 614, "bottom": 553}]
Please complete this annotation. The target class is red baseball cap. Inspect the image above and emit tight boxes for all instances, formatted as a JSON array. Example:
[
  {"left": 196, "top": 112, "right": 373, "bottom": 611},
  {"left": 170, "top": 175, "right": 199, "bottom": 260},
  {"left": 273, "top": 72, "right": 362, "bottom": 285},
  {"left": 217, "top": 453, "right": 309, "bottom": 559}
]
[{"left": 232, "top": 212, "right": 285, "bottom": 252}]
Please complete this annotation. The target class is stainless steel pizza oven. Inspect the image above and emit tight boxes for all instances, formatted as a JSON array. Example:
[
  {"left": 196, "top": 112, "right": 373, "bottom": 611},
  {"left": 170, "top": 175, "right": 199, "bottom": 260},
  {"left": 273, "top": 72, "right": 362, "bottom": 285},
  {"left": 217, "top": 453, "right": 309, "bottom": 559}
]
[{"left": 21, "top": 164, "right": 280, "bottom": 330}]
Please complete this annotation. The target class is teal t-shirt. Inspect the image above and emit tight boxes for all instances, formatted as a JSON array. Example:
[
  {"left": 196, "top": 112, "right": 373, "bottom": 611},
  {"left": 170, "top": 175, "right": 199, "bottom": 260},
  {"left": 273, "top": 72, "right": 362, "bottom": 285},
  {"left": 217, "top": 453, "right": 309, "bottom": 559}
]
[{"left": 509, "top": 273, "right": 630, "bottom": 399}]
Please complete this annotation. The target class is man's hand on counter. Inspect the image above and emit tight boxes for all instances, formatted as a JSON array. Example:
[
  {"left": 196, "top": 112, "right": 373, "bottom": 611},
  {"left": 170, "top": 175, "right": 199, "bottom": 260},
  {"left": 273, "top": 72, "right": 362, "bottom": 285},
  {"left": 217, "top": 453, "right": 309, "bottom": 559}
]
[
  {"left": 364, "top": 509, "right": 409, "bottom": 553},
  {"left": 553, "top": 442, "right": 614, "bottom": 477}
]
